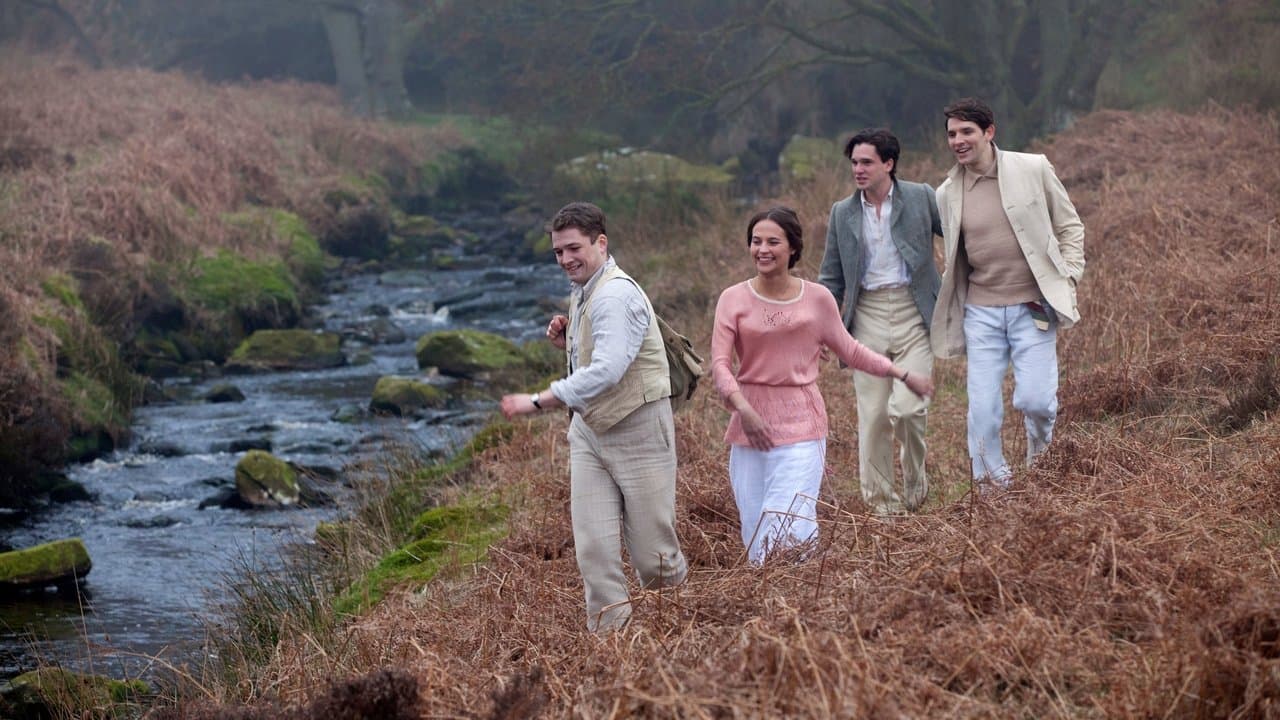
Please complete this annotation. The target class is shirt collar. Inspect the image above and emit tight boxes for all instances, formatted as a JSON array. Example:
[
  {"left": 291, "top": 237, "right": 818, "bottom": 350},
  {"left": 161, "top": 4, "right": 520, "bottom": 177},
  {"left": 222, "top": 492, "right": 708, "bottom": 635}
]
[
  {"left": 575, "top": 256, "right": 615, "bottom": 300},
  {"left": 860, "top": 182, "right": 895, "bottom": 209},
  {"left": 963, "top": 147, "right": 1000, "bottom": 191}
]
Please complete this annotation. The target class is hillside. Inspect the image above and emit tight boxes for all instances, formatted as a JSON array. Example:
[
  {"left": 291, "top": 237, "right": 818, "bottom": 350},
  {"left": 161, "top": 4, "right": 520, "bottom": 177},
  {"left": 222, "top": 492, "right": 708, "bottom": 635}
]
[
  {"left": 160, "top": 106, "right": 1280, "bottom": 718},
  {"left": 0, "top": 54, "right": 467, "bottom": 501}
]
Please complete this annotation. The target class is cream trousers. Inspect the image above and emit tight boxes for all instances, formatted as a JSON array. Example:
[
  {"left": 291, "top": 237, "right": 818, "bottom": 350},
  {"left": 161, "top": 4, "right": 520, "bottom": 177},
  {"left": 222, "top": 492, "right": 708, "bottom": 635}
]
[
  {"left": 850, "top": 287, "right": 932, "bottom": 513},
  {"left": 568, "top": 399, "right": 687, "bottom": 631}
]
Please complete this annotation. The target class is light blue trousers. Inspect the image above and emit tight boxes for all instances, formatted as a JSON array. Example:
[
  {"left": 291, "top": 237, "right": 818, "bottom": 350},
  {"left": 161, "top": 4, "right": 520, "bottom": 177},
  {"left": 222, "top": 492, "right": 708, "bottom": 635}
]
[{"left": 963, "top": 303, "right": 1058, "bottom": 484}]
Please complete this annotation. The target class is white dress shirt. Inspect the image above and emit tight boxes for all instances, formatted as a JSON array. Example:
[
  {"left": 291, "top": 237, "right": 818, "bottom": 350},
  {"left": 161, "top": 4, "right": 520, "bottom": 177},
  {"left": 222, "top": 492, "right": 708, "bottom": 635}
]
[{"left": 861, "top": 187, "right": 910, "bottom": 290}]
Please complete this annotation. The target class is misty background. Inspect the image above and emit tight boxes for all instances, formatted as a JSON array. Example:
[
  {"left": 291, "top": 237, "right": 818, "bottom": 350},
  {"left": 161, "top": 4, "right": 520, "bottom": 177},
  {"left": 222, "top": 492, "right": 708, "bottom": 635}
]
[{"left": 3, "top": 0, "right": 1278, "bottom": 178}]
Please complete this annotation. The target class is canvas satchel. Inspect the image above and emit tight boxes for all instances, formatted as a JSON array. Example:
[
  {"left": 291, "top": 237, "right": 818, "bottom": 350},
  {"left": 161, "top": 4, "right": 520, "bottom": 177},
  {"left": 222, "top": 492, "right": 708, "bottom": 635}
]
[{"left": 655, "top": 313, "right": 703, "bottom": 411}]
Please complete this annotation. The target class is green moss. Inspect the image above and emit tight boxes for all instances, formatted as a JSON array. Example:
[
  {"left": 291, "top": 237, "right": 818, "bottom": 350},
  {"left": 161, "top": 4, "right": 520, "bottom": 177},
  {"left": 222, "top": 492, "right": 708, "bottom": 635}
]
[
  {"left": 227, "top": 329, "right": 344, "bottom": 371},
  {"left": 459, "top": 420, "right": 515, "bottom": 460},
  {"left": 412, "top": 114, "right": 523, "bottom": 171},
  {"left": 369, "top": 376, "right": 448, "bottom": 415},
  {"left": 333, "top": 499, "right": 508, "bottom": 616},
  {"left": 0, "top": 538, "right": 91, "bottom": 589},
  {"left": 409, "top": 503, "right": 506, "bottom": 540},
  {"left": 33, "top": 291, "right": 141, "bottom": 449},
  {"left": 267, "top": 209, "right": 327, "bottom": 287},
  {"left": 60, "top": 371, "right": 128, "bottom": 432},
  {"left": 132, "top": 328, "right": 183, "bottom": 363},
  {"left": 554, "top": 149, "right": 734, "bottom": 188},
  {"left": 315, "top": 520, "right": 351, "bottom": 548},
  {"left": 6, "top": 667, "right": 148, "bottom": 718},
  {"left": 40, "top": 273, "right": 84, "bottom": 311},
  {"left": 188, "top": 249, "right": 298, "bottom": 314},
  {"left": 415, "top": 329, "right": 524, "bottom": 378},
  {"left": 234, "top": 449, "right": 299, "bottom": 506}
]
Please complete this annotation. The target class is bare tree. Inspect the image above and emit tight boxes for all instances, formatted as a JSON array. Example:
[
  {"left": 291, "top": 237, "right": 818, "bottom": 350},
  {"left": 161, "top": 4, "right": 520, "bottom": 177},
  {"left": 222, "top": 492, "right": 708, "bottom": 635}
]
[
  {"left": 319, "top": 0, "right": 446, "bottom": 119},
  {"left": 718, "top": 0, "right": 1151, "bottom": 145}
]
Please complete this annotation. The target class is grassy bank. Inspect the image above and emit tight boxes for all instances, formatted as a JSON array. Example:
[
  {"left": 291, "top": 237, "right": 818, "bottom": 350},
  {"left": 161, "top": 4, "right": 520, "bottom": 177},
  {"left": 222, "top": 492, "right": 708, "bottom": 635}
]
[
  {"left": 0, "top": 54, "right": 471, "bottom": 501},
  {"left": 162, "top": 105, "right": 1280, "bottom": 718}
]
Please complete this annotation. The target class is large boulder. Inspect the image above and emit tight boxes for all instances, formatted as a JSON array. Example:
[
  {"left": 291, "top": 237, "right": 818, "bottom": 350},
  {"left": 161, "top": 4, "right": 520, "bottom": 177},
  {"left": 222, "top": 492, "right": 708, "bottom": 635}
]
[
  {"left": 234, "top": 450, "right": 299, "bottom": 508},
  {"left": 415, "top": 329, "right": 525, "bottom": 379},
  {"left": 0, "top": 538, "right": 92, "bottom": 592},
  {"left": 369, "top": 376, "right": 448, "bottom": 416},
  {"left": 225, "top": 330, "right": 345, "bottom": 373},
  {"left": 0, "top": 668, "right": 148, "bottom": 718}
]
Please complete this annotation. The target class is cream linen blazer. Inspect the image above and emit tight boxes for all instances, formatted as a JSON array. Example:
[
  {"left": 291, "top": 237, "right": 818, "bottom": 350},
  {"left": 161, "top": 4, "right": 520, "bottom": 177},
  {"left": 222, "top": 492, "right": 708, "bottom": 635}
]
[{"left": 930, "top": 148, "right": 1085, "bottom": 358}]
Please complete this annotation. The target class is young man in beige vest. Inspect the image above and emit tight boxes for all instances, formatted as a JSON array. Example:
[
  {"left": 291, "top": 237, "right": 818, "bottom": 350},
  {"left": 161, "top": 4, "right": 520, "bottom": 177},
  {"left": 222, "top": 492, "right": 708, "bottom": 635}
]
[
  {"left": 932, "top": 98, "right": 1085, "bottom": 486},
  {"left": 500, "top": 201, "right": 687, "bottom": 632}
]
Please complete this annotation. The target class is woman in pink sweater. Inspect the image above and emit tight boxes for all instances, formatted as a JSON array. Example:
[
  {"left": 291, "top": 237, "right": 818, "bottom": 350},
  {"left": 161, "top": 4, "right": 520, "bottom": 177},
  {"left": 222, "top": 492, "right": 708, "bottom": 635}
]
[{"left": 711, "top": 207, "right": 934, "bottom": 564}]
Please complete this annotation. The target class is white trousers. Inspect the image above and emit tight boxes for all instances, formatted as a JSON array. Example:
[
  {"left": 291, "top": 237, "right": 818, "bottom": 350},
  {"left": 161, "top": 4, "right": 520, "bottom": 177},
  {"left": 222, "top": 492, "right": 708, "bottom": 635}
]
[
  {"left": 729, "top": 439, "right": 825, "bottom": 565},
  {"left": 963, "top": 303, "right": 1059, "bottom": 484}
]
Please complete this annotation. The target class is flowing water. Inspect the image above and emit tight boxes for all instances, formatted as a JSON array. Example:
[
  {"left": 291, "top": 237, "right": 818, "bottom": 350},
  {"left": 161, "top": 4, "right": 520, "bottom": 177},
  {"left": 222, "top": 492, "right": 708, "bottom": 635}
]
[{"left": 0, "top": 221, "right": 567, "bottom": 680}]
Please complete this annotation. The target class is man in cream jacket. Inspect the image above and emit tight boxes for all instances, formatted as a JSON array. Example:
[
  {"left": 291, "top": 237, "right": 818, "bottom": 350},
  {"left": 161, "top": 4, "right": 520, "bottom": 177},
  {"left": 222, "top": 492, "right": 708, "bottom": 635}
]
[{"left": 931, "top": 97, "right": 1085, "bottom": 486}]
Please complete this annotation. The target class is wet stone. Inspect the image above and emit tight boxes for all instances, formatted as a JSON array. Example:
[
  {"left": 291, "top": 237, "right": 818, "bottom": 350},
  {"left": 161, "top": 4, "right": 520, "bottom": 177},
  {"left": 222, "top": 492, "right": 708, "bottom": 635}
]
[{"left": 203, "top": 384, "right": 246, "bottom": 403}]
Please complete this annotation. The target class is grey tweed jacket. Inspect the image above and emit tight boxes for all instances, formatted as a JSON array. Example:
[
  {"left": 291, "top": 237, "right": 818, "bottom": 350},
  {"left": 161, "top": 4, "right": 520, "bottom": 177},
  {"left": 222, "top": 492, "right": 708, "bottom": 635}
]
[{"left": 818, "top": 178, "right": 943, "bottom": 334}]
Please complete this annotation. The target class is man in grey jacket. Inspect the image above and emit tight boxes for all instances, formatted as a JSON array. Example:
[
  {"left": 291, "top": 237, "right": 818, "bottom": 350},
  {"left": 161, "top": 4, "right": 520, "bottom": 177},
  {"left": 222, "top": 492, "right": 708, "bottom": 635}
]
[{"left": 819, "top": 128, "right": 943, "bottom": 515}]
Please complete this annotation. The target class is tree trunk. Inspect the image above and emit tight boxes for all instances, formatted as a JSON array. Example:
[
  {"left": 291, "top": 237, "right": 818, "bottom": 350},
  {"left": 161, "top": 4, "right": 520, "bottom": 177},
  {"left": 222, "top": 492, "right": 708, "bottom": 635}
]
[
  {"left": 321, "top": 5, "right": 372, "bottom": 116},
  {"left": 361, "top": 0, "right": 415, "bottom": 119}
]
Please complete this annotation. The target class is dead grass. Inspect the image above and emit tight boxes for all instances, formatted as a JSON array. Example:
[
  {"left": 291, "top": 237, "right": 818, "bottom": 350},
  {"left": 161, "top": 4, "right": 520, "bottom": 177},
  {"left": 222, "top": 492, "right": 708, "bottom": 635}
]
[
  {"left": 172, "top": 106, "right": 1280, "bottom": 718},
  {"left": 0, "top": 52, "right": 465, "bottom": 484}
]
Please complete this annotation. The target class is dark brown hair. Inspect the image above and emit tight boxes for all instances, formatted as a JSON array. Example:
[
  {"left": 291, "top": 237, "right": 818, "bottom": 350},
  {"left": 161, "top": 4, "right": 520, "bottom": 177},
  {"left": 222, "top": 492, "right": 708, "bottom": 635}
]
[
  {"left": 844, "top": 127, "right": 900, "bottom": 180},
  {"left": 943, "top": 97, "right": 995, "bottom": 131},
  {"left": 746, "top": 206, "right": 803, "bottom": 269}
]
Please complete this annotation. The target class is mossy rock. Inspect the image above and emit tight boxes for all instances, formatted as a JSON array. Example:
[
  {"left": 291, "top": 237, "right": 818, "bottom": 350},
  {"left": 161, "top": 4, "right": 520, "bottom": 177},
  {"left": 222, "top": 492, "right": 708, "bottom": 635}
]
[
  {"left": 391, "top": 211, "right": 441, "bottom": 238},
  {"left": 186, "top": 249, "right": 301, "bottom": 335},
  {"left": 415, "top": 329, "right": 524, "bottom": 379},
  {"left": 1, "top": 667, "right": 148, "bottom": 718},
  {"left": 226, "top": 330, "right": 344, "bottom": 373},
  {"left": 521, "top": 339, "right": 564, "bottom": 376},
  {"left": 778, "top": 134, "right": 840, "bottom": 183},
  {"left": 369, "top": 376, "right": 448, "bottom": 416},
  {"left": 234, "top": 450, "right": 299, "bottom": 508},
  {"left": 0, "top": 538, "right": 91, "bottom": 591}
]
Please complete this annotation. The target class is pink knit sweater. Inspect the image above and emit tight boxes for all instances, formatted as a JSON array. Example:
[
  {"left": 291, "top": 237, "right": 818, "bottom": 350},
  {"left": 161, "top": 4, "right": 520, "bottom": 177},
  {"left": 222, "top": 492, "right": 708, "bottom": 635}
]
[{"left": 711, "top": 279, "right": 893, "bottom": 447}]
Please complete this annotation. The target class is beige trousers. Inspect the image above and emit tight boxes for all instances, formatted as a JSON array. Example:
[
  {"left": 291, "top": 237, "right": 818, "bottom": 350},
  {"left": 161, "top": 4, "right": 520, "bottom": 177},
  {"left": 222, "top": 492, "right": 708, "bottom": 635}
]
[
  {"left": 568, "top": 399, "right": 687, "bottom": 631},
  {"left": 851, "top": 287, "right": 933, "bottom": 513}
]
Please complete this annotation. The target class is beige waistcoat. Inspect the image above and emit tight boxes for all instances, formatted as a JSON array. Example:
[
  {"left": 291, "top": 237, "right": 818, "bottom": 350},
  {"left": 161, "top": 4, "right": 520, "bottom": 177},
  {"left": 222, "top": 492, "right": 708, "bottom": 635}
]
[{"left": 568, "top": 263, "right": 671, "bottom": 433}]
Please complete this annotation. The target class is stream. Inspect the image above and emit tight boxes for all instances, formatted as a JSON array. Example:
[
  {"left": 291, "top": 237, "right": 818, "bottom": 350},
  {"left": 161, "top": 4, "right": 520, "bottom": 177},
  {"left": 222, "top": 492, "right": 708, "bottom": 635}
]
[{"left": 0, "top": 216, "right": 567, "bottom": 681}]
